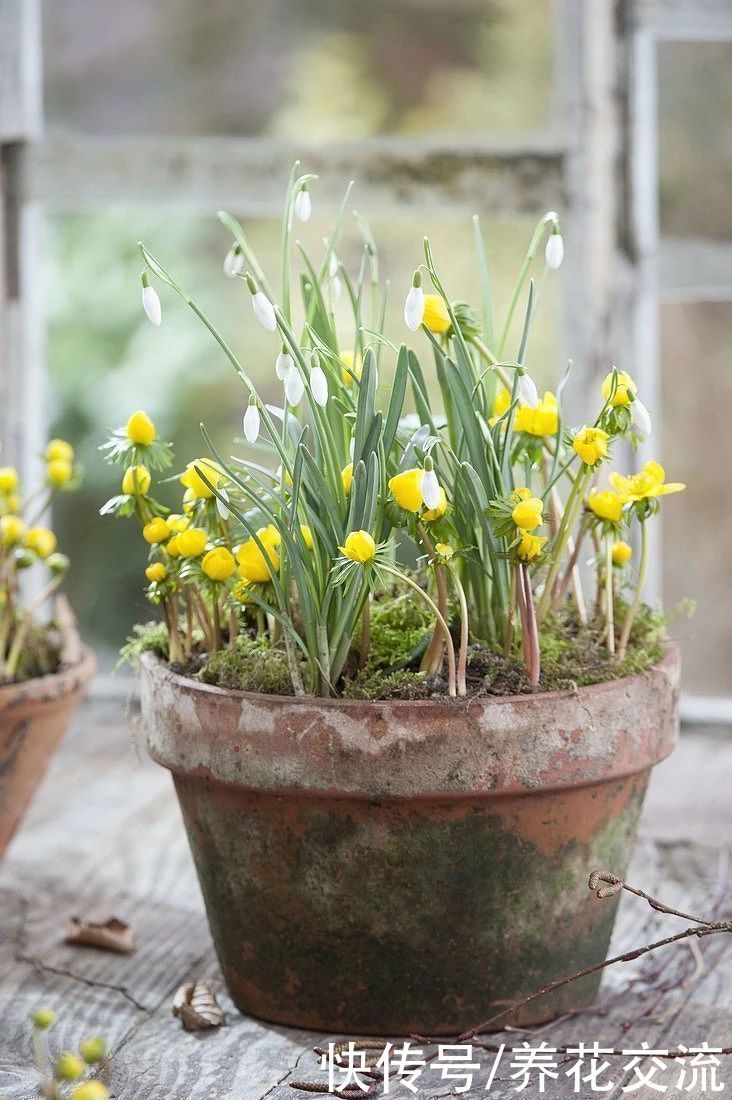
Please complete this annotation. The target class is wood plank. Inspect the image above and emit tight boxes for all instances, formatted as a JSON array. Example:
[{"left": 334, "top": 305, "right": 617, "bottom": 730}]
[
  {"left": 660, "top": 236, "right": 732, "bottom": 303},
  {"left": 0, "top": 0, "right": 42, "bottom": 142}
]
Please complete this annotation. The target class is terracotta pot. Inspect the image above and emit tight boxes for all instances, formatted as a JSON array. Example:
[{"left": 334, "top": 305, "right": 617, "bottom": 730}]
[
  {"left": 0, "top": 648, "right": 96, "bottom": 859},
  {"left": 141, "top": 646, "right": 679, "bottom": 1035}
]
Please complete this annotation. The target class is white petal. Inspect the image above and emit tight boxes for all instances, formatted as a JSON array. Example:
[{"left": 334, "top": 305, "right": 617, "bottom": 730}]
[
  {"left": 275, "top": 351, "right": 293, "bottom": 381},
  {"left": 545, "top": 234, "right": 564, "bottom": 270},
  {"left": 216, "top": 488, "right": 230, "bottom": 521},
  {"left": 142, "top": 285, "right": 161, "bottom": 327},
  {"left": 328, "top": 252, "right": 339, "bottom": 278},
  {"left": 223, "top": 246, "right": 244, "bottom": 279},
  {"left": 294, "top": 190, "right": 312, "bottom": 223},
  {"left": 284, "top": 366, "right": 305, "bottom": 406},
  {"left": 349, "top": 435, "right": 355, "bottom": 459},
  {"left": 421, "top": 469, "right": 441, "bottom": 510},
  {"left": 331, "top": 275, "right": 342, "bottom": 304},
  {"left": 243, "top": 404, "right": 260, "bottom": 443},
  {"left": 632, "top": 396, "right": 652, "bottom": 435},
  {"left": 399, "top": 413, "right": 422, "bottom": 431},
  {"left": 252, "top": 291, "right": 277, "bottom": 331},
  {"left": 311, "top": 366, "right": 329, "bottom": 407},
  {"left": 518, "top": 373, "right": 539, "bottom": 408},
  {"left": 404, "top": 286, "right": 425, "bottom": 332}
]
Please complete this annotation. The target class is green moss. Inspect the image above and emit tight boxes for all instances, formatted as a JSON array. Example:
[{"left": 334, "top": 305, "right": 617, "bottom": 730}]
[
  {"left": 341, "top": 667, "right": 429, "bottom": 700},
  {"left": 367, "top": 590, "right": 431, "bottom": 670},
  {"left": 117, "top": 621, "right": 170, "bottom": 669},
  {"left": 197, "top": 635, "right": 296, "bottom": 695}
]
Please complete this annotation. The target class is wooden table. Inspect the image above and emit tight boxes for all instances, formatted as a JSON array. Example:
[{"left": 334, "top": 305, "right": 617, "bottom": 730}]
[{"left": 1, "top": 697, "right": 730, "bottom": 1099}]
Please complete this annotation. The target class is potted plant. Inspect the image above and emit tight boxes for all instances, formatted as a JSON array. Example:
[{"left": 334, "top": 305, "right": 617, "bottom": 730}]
[
  {"left": 0, "top": 440, "right": 96, "bottom": 859},
  {"left": 103, "top": 169, "right": 683, "bottom": 1034}
]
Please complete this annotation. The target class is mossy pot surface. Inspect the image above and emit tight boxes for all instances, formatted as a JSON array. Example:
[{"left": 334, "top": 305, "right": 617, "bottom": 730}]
[
  {"left": 141, "top": 645, "right": 679, "bottom": 1035},
  {"left": 0, "top": 647, "right": 96, "bottom": 859}
]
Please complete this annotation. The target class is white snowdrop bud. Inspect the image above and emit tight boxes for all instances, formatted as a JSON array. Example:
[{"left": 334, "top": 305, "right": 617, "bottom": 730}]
[
  {"left": 404, "top": 271, "right": 425, "bottom": 332},
  {"left": 294, "top": 186, "right": 312, "bottom": 223},
  {"left": 223, "top": 244, "right": 244, "bottom": 279},
  {"left": 275, "top": 348, "right": 293, "bottom": 381},
  {"left": 328, "top": 252, "right": 339, "bottom": 279},
  {"left": 310, "top": 362, "right": 329, "bottom": 408},
  {"left": 216, "top": 487, "right": 230, "bottom": 521},
  {"left": 421, "top": 463, "right": 441, "bottom": 510},
  {"left": 632, "top": 396, "right": 652, "bottom": 436},
  {"left": 243, "top": 396, "right": 260, "bottom": 443},
  {"left": 545, "top": 229, "right": 564, "bottom": 270},
  {"left": 246, "top": 274, "right": 277, "bottom": 331},
  {"left": 284, "top": 365, "right": 305, "bottom": 407},
  {"left": 141, "top": 273, "right": 161, "bottom": 327},
  {"left": 331, "top": 275, "right": 342, "bottom": 304},
  {"left": 518, "top": 372, "right": 539, "bottom": 409}
]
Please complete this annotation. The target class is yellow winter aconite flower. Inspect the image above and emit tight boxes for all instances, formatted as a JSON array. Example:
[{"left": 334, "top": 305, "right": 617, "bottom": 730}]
[
  {"left": 516, "top": 532, "right": 548, "bottom": 561},
  {"left": 491, "top": 386, "right": 511, "bottom": 421},
  {"left": 435, "top": 542, "right": 454, "bottom": 560},
  {"left": 422, "top": 294, "right": 451, "bottom": 334},
  {"left": 300, "top": 524, "right": 314, "bottom": 550},
  {"left": 122, "top": 464, "right": 151, "bottom": 495},
  {"left": 236, "top": 537, "right": 280, "bottom": 583},
  {"left": 167, "top": 513, "right": 190, "bottom": 533},
  {"left": 339, "top": 530, "right": 376, "bottom": 563},
  {"left": 180, "top": 458, "right": 224, "bottom": 499},
  {"left": 25, "top": 527, "right": 57, "bottom": 559},
  {"left": 70, "top": 1083, "right": 110, "bottom": 1100},
  {"left": 142, "top": 517, "right": 171, "bottom": 544},
  {"left": 587, "top": 488, "right": 624, "bottom": 524},
  {"left": 610, "top": 460, "right": 685, "bottom": 503},
  {"left": 47, "top": 458, "right": 73, "bottom": 488},
  {"left": 145, "top": 562, "right": 167, "bottom": 583},
  {"left": 514, "top": 392, "right": 559, "bottom": 437},
  {"left": 45, "top": 439, "right": 74, "bottom": 463},
  {"left": 165, "top": 535, "right": 180, "bottom": 558},
  {"left": 55, "top": 1052, "right": 85, "bottom": 1081},
  {"left": 602, "top": 370, "right": 637, "bottom": 408},
  {"left": 511, "top": 496, "right": 543, "bottom": 531},
  {"left": 572, "top": 427, "right": 609, "bottom": 466},
  {"left": 388, "top": 468, "right": 424, "bottom": 513},
  {"left": 0, "top": 466, "right": 19, "bottom": 493},
  {"left": 256, "top": 524, "right": 280, "bottom": 546},
  {"left": 611, "top": 540, "right": 632, "bottom": 566},
  {"left": 182, "top": 488, "right": 197, "bottom": 513},
  {"left": 341, "top": 462, "right": 354, "bottom": 495},
  {"left": 0, "top": 514, "right": 25, "bottom": 545},
  {"left": 340, "top": 350, "right": 362, "bottom": 385},
  {"left": 423, "top": 487, "right": 447, "bottom": 522},
  {"left": 201, "top": 546, "right": 236, "bottom": 581},
  {"left": 176, "top": 527, "right": 207, "bottom": 557},
  {"left": 126, "top": 410, "right": 156, "bottom": 446}
]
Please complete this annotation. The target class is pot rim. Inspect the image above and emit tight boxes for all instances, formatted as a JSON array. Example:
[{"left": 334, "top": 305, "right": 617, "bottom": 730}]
[
  {"left": 140, "top": 642, "right": 678, "bottom": 712},
  {"left": 0, "top": 645, "right": 96, "bottom": 707}
]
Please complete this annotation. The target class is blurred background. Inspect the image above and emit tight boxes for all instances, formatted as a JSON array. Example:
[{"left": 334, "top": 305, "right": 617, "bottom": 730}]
[{"left": 5, "top": 0, "right": 732, "bottom": 699}]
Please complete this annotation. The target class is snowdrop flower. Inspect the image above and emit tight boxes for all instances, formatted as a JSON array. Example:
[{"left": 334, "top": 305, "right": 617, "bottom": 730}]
[
  {"left": 243, "top": 396, "right": 260, "bottom": 443},
  {"left": 545, "top": 227, "right": 564, "bottom": 270},
  {"left": 223, "top": 244, "right": 244, "bottom": 279},
  {"left": 421, "top": 459, "right": 442, "bottom": 510},
  {"left": 275, "top": 347, "right": 293, "bottom": 381},
  {"left": 632, "top": 396, "right": 652, "bottom": 436},
  {"left": 328, "top": 252, "right": 339, "bottom": 279},
  {"left": 246, "top": 274, "right": 277, "bottom": 332},
  {"left": 294, "top": 185, "right": 311, "bottom": 223},
  {"left": 331, "top": 275, "right": 342, "bottom": 304},
  {"left": 141, "top": 273, "right": 161, "bottom": 327},
  {"left": 404, "top": 271, "right": 425, "bottom": 332},
  {"left": 310, "top": 355, "right": 329, "bottom": 407},
  {"left": 517, "top": 372, "right": 539, "bottom": 409},
  {"left": 216, "top": 487, "right": 230, "bottom": 521},
  {"left": 284, "top": 366, "right": 305, "bottom": 407}
]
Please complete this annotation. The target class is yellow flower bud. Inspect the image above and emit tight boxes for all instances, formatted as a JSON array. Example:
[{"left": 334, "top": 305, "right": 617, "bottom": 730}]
[
  {"left": 165, "top": 535, "right": 180, "bottom": 558},
  {"left": 0, "top": 466, "right": 19, "bottom": 493},
  {"left": 31, "top": 1007, "right": 56, "bottom": 1030},
  {"left": 142, "top": 518, "right": 171, "bottom": 544},
  {"left": 70, "top": 1083, "right": 110, "bottom": 1100},
  {"left": 513, "top": 392, "right": 558, "bottom": 437},
  {"left": 435, "top": 542, "right": 454, "bottom": 560},
  {"left": 5, "top": 493, "right": 20, "bottom": 513},
  {"left": 339, "top": 530, "right": 376, "bottom": 563},
  {"left": 300, "top": 524, "right": 314, "bottom": 549},
  {"left": 511, "top": 496, "right": 543, "bottom": 531},
  {"left": 25, "top": 527, "right": 57, "bottom": 559},
  {"left": 167, "top": 513, "right": 190, "bottom": 533},
  {"left": 516, "top": 532, "right": 548, "bottom": 562},
  {"left": 572, "top": 427, "right": 609, "bottom": 467},
  {"left": 0, "top": 514, "right": 26, "bottom": 546},
  {"left": 145, "top": 562, "right": 167, "bottom": 583},
  {"left": 422, "top": 487, "right": 447, "bottom": 523},
  {"left": 236, "top": 537, "right": 279, "bottom": 583},
  {"left": 180, "top": 458, "right": 224, "bottom": 499},
  {"left": 601, "top": 370, "right": 637, "bottom": 408},
  {"left": 79, "top": 1037, "right": 107, "bottom": 1065},
  {"left": 176, "top": 527, "right": 207, "bottom": 557},
  {"left": 422, "top": 294, "right": 451, "bottom": 334},
  {"left": 47, "top": 458, "right": 73, "bottom": 488},
  {"left": 341, "top": 462, "right": 354, "bottom": 495},
  {"left": 340, "top": 350, "right": 362, "bottom": 385},
  {"left": 122, "top": 464, "right": 151, "bottom": 495},
  {"left": 256, "top": 524, "right": 281, "bottom": 547},
  {"left": 45, "top": 439, "right": 74, "bottom": 463},
  {"left": 388, "top": 468, "right": 424, "bottom": 513},
  {"left": 611, "top": 540, "right": 632, "bottom": 566},
  {"left": 201, "top": 546, "right": 236, "bottom": 581},
  {"left": 587, "top": 488, "right": 624, "bottom": 524},
  {"left": 182, "top": 487, "right": 197, "bottom": 513},
  {"left": 491, "top": 386, "right": 511, "bottom": 421},
  {"left": 125, "top": 410, "right": 156, "bottom": 446},
  {"left": 55, "top": 1052, "right": 85, "bottom": 1081}
]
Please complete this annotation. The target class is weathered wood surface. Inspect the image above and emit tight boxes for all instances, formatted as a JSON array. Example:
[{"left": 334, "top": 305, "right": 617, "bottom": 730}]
[{"left": 0, "top": 698, "right": 730, "bottom": 1099}]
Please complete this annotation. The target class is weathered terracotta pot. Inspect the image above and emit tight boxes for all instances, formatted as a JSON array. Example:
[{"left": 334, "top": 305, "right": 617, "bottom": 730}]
[
  {"left": 141, "top": 646, "right": 679, "bottom": 1035},
  {"left": 0, "top": 648, "right": 96, "bottom": 859}
]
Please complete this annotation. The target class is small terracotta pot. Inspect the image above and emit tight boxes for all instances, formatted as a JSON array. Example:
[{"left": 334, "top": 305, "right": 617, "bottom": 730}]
[
  {"left": 0, "top": 647, "right": 96, "bottom": 859},
  {"left": 141, "top": 646, "right": 679, "bottom": 1035}
]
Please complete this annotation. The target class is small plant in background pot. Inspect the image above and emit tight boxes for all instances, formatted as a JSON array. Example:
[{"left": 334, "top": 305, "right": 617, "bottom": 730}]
[{"left": 101, "top": 167, "right": 686, "bottom": 1034}]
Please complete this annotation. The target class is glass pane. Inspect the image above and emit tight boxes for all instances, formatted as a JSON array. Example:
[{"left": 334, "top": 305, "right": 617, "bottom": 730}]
[
  {"left": 658, "top": 41, "right": 732, "bottom": 241},
  {"left": 43, "top": 0, "right": 554, "bottom": 138},
  {"left": 46, "top": 208, "right": 557, "bottom": 665},
  {"left": 660, "top": 301, "right": 732, "bottom": 697}
]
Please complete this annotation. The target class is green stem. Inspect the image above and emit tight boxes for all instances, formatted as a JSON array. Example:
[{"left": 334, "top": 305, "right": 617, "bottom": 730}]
[
  {"left": 605, "top": 535, "right": 615, "bottom": 656},
  {"left": 537, "top": 467, "right": 589, "bottom": 624},
  {"left": 617, "top": 521, "right": 648, "bottom": 660},
  {"left": 381, "top": 563, "right": 456, "bottom": 698},
  {"left": 451, "top": 568, "right": 469, "bottom": 697}
]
